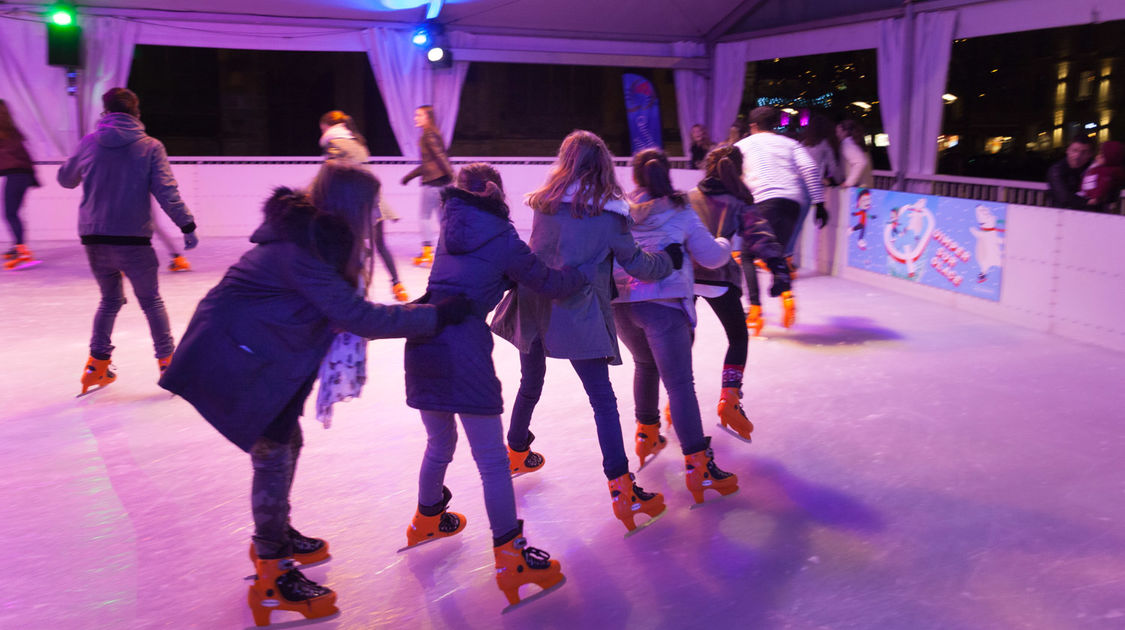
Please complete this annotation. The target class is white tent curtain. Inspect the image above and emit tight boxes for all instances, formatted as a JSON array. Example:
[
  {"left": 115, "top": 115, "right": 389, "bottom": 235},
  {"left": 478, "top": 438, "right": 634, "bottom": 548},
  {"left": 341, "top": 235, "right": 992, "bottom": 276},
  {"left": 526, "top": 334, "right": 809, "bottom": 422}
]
[
  {"left": 877, "top": 17, "right": 907, "bottom": 175},
  {"left": 0, "top": 13, "right": 78, "bottom": 159},
  {"left": 907, "top": 11, "right": 957, "bottom": 175},
  {"left": 362, "top": 27, "right": 469, "bottom": 157},
  {"left": 709, "top": 40, "right": 749, "bottom": 146},
  {"left": 878, "top": 11, "right": 957, "bottom": 177},
  {"left": 79, "top": 16, "right": 140, "bottom": 135},
  {"left": 672, "top": 40, "right": 707, "bottom": 158}
]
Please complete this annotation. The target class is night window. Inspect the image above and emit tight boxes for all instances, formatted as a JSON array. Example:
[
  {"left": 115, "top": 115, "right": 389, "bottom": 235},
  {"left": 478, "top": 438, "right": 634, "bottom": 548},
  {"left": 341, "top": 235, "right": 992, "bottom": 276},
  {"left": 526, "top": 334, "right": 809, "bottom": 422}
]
[
  {"left": 452, "top": 62, "right": 681, "bottom": 158},
  {"left": 127, "top": 45, "right": 398, "bottom": 156}
]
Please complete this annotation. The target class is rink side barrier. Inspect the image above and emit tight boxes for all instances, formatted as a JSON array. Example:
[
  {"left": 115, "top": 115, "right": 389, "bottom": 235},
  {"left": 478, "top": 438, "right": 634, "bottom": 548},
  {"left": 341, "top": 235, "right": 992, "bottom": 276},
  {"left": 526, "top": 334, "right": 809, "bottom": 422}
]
[
  {"left": 820, "top": 186, "right": 1125, "bottom": 354},
  {"left": 24, "top": 157, "right": 694, "bottom": 241},
  {"left": 22, "top": 158, "right": 1123, "bottom": 353}
]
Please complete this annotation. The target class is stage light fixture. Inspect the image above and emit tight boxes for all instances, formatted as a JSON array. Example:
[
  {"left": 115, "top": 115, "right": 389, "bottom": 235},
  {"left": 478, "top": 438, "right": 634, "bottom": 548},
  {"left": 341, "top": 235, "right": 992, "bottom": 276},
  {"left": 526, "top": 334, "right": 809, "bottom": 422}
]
[
  {"left": 426, "top": 45, "right": 452, "bottom": 68},
  {"left": 46, "top": 3, "right": 82, "bottom": 68},
  {"left": 412, "top": 27, "right": 431, "bottom": 47}
]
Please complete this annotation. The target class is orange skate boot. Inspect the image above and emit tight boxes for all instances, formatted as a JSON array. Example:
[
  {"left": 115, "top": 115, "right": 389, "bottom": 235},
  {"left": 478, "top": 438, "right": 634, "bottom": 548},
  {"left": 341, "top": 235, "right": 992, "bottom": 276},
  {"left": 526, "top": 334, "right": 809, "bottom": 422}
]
[
  {"left": 249, "top": 525, "right": 330, "bottom": 566},
  {"left": 247, "top": 557, "right": 337, "bottom": 626},
  {"left": 404, "top": 486, "right": 467, "bottom": 549},
  {"left": 493, "top": 520, "right": 565, "bottom": 607},
  {"left": 716, "top": 387, "right": 753, "bottom": 442},
  {"left": 684, "top": 437, "right": 739, "bottom": 504},
  {"left": 607, "top": 472, "right": 666, "bottom": 532},
  {"left": 780, "top": 291, "right": 796, "bottom": 328},
  {"left": 392, "top": 282, "right": 409, "bottom": 302},
  {"left": 634, "top": 420, "right": 666, "bottom": 468},
  {"left": 746, "top": 304, "right": 764, "bottom": 336},
  {"left": 79, "top": 356, "right": 116, "bottom": 396}
]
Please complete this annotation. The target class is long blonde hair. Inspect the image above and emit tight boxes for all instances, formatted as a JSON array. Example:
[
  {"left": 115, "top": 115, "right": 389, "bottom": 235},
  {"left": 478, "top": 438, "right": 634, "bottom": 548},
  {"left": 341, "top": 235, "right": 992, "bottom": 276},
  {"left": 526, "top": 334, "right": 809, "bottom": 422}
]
[
  {"left": 309, "top": 161, "right": 379, "bottom": 291},
  {"left": 526, "top": 130, "right": 622, "bottom": 218}
]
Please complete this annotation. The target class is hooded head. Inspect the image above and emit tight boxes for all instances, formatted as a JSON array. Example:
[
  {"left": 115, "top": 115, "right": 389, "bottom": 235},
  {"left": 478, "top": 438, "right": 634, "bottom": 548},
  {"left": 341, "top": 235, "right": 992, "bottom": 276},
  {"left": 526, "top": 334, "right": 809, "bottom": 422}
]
[{"left": 1098, "top": 140, "right": 1124, "bottom": 168}]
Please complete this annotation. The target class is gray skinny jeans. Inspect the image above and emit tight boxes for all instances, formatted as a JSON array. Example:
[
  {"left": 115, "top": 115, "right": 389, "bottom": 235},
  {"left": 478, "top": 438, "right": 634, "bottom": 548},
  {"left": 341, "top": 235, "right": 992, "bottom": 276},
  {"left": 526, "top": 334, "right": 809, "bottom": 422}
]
[
  {"left": 418, "top": 410, "right": 518, "bottom": 539},
  {"left": 84, "top": 244, "right": 174, "bottom": 359}
]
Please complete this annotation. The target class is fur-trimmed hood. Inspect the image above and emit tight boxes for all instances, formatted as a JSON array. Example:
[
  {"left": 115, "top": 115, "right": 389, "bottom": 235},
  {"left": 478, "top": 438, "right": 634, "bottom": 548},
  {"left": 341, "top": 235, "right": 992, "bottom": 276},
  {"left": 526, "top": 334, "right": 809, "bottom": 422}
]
[{"left": 250, "top": 186, "right": 353, "bottom": 273}]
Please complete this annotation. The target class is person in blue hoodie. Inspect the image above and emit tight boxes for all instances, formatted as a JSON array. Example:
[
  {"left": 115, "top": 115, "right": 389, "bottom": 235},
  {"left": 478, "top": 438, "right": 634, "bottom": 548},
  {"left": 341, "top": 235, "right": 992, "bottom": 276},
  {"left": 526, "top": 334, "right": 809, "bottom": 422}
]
[
  {"left": 58, "top": 88, "right": 199, "bottom": 395},
  {"left": 402, "top": 162, "right": 583, "bottom": 606}
]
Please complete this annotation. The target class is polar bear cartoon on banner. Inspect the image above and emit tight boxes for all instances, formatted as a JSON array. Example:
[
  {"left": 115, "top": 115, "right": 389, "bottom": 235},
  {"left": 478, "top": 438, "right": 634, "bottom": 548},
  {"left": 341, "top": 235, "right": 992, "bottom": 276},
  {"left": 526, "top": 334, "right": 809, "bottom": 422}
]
[{"left": 969, "top": 204, "right": 1005, "bottom": 282}]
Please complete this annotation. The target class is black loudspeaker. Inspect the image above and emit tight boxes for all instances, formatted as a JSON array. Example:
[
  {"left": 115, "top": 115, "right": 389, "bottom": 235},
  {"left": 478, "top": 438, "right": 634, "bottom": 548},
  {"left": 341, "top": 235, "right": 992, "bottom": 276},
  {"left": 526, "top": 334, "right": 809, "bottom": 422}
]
[{"left": 47, "top": 23, "right": 83, "bottom": 67}]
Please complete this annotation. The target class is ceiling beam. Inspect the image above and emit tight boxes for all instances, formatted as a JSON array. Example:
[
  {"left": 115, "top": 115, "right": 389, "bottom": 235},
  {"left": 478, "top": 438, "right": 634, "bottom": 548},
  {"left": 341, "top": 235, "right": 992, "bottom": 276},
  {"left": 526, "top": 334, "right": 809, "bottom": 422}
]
[{"left": 704, "top": 0, "right": 770, "bottom": 42}]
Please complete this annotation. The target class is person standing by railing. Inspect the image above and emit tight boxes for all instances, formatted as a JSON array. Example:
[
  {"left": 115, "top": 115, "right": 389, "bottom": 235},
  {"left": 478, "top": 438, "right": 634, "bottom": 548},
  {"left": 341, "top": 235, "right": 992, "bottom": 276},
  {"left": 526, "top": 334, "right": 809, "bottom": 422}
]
[{"left": 1046, "top": 137, "right": 1094, "bottom": 210}]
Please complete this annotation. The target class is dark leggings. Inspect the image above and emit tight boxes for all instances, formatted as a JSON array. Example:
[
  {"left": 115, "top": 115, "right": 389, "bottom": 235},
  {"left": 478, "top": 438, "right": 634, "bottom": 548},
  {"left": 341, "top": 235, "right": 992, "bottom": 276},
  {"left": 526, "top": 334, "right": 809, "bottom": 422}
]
[
  {"left": 3, "top": 172, "right": 35, "bottom": 245},
  {"left": 743, "top": 197, "right": 801, "bottom": 304},
  {"left": 250, "top": 376, "right": 315, "bottom": 559},
  {"left": 700, "top": 285, "right": 748, "bottom": 369},
  {"left": 374, "top": 221, "right": 400, "bottom": 285}
]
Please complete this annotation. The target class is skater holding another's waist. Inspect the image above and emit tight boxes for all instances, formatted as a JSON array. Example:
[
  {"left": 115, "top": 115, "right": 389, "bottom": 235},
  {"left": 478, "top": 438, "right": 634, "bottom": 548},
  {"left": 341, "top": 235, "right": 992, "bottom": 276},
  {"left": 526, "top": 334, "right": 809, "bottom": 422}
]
[
  {"left": 159, "top": 161, "right": 469, "bottom": 627},
  {"left": 402, "top": 163, "right": 584, "bottom": 607},
  {"left": 613, "top": 148, "right": 740, "bottom": 505},
  {"left": 490, "top": 130, "right": 677, "bottom": 534}
]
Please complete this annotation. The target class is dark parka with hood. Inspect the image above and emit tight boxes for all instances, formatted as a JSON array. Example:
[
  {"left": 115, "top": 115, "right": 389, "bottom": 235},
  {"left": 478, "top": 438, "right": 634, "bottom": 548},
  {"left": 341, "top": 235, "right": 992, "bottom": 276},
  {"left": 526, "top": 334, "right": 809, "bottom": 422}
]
[
  {"left": 405, "top": 186, "right": 586, "bottom": 415},
  {"left": 160, "top": 188, "right": 438, "bottom": 451}
]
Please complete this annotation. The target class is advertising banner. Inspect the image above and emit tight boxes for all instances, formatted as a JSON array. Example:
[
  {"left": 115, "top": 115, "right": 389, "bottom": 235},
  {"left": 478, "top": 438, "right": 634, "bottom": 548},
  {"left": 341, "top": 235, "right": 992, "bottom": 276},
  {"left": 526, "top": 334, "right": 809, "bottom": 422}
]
[
  {"left": 622, "top": 73, "right": 662, "bottom": 154},
  {"left": 845, "top": 188, "right": 1006, "bottom": 301}
]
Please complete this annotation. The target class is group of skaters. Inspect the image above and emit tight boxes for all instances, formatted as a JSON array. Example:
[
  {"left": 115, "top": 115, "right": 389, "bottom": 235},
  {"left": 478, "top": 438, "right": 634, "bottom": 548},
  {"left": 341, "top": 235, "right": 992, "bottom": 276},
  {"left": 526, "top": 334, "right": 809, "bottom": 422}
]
[{"left": 5, "top": 87, "right": 862, "bottom": 625}]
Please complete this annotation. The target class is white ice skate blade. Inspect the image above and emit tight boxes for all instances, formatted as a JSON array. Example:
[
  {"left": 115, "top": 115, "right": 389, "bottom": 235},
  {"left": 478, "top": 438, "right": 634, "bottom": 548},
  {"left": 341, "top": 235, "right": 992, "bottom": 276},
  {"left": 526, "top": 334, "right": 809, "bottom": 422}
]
[
  {"left": 500, "top": 576, "right": 567, "bottom": 614},
  {"left": 635, "top": 447, "right": 666, "bottom": 472},
  {"left": 688, "top": 487, "right": 740, "bottom": 510},
  {"left": 622, "top": 507, "right": 668, "bottom": 538},
  {"left": 510, "top": 468, "right": 543, "bottom": 479},
  {"left": 75, "top": 385, "right": 111, "bottom": 398},
  {"left": 8, "top": 260, "right": 42, "bottom": 271},
  {"left": 242, "top": 609, "right": 341, "bottom": 629},
  {"left": 396, "top": 536, "right": 455, "bottom": 553},
  {"left": 716, "top": 423, "right": 753, "bottom": 444}
]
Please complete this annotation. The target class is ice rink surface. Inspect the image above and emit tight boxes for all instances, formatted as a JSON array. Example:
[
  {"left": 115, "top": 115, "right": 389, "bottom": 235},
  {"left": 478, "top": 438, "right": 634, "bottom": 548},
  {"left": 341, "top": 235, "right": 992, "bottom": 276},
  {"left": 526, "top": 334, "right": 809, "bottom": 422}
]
[{"left": 2, "top": 234, "right": 1124, "bottom": 629}]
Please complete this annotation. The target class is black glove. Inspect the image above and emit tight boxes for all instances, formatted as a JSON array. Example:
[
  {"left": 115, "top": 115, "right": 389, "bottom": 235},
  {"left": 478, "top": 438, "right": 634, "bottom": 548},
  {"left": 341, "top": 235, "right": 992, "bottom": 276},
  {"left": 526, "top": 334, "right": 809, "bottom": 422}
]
[
  {"left": 434, "top": 295, "right": 472, "bottom": 328},
  {"left": 765, "top": 257, "right": 792, "bottom": 297},
  {"left": 814, "top": 202, "right": 829, "bottom": 229},
  {"left": 663, "top": 242, "right": 684, "bottom": 270}
]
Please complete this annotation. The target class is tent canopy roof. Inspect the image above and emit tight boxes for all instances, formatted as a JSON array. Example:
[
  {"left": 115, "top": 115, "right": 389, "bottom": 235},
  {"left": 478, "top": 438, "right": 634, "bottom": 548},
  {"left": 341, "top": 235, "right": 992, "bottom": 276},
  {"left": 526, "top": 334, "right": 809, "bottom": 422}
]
[{"left": 13, "top": 0, "right": 921, "bottom": 42}]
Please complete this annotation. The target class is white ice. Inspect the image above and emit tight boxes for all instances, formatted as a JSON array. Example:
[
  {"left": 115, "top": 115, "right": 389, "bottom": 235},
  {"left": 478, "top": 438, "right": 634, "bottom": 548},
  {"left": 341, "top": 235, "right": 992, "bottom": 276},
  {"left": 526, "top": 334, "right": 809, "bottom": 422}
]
[{"left": 2, "top": 232, "right": 1124, "bottom": 630}]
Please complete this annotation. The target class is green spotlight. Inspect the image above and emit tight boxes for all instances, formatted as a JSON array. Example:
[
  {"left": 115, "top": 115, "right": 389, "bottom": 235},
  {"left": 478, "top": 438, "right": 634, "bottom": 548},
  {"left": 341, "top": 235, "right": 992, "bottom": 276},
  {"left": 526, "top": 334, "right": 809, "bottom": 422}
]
[{"left": 48, "top": 6, "right": 76, "bottom": 26}]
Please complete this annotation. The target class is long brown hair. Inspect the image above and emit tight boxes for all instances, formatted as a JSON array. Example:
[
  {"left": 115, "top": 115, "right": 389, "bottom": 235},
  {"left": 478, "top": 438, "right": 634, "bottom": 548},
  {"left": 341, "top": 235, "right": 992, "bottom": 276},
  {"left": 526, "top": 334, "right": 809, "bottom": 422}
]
[
  {"left": 631, "top": 148, "right": 685, "bottom": 207},
  {"left": 527, "top": 130, "right": 622, "bottom": 217},
  {"left": 702, "top": 145, "right": 754, "bottom": 204},
  {"left": 309, "top": 161, "right": 379, "bottom": 290},
  {"left": 801, "top": 112, "right": 840, "bottom": 159},
  {"left": 457, "top": 162, "right": 505, "bottom": 202},
  {"left": 320, "top": 110, "right": 367, "bottom": 148},
  {"left": 0, "top": 100, "right": 25, "bottom": 143}
]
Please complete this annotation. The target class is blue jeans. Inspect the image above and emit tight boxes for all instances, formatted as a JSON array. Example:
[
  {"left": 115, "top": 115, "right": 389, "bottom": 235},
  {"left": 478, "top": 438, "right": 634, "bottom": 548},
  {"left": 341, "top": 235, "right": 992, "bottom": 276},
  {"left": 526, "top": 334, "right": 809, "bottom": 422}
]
[
  {"left": 613, "top": 302, "right": 707, "bottom": 455},
  {"left": 507, "top": 338, "right": 630, "bottom": 480},
  {"left": 3, "top": 172, "right": 35, "bottom": 245},
  {"left": 418, "top": 185, "right": 443, "bottom": 246},
  {"left": 418, "top": 411, "right": 518, "bottom": 539},
  {"left": 84, "top": 244, "right": 174, "bottom": 359}
]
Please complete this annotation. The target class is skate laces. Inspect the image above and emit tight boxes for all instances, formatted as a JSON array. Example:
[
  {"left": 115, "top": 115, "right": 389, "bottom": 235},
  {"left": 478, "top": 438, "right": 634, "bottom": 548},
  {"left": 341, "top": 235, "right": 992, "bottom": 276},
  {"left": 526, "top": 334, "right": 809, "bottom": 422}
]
[
  {"left": 523, "top": 450, "right": 544, "bottom": 468},
  {"left": 277, "top": 566, "right": 331, "bottom": 599},
  {"left": 632, "top": 483, "right": 658, "bottom": 501},
  {"left": 287, "top": 526, "right": 324, "bottom": 554},
  {"left": 438, "top": 511, "right": 461, "bottom": 533},
  {"left": 522, "top": 545, "right": 553, "bottom": 570},
  {"left": 706, "top": 458, "right": 734, "bottom": 480}
]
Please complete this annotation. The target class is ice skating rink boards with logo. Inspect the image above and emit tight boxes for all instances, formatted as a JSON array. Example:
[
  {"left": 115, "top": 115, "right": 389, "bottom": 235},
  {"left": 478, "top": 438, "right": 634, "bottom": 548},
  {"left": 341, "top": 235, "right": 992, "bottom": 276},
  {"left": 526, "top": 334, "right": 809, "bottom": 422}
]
[{"left": 830, "top": 187, "right": 1125, "bottom": 354}]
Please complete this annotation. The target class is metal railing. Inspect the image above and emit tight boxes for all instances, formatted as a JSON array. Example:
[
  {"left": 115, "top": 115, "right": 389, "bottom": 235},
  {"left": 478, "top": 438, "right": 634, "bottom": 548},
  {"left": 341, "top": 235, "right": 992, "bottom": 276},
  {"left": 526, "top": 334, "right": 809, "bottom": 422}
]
[{"left": 872, "top": 170, "right": 1124, "bottom": 214}]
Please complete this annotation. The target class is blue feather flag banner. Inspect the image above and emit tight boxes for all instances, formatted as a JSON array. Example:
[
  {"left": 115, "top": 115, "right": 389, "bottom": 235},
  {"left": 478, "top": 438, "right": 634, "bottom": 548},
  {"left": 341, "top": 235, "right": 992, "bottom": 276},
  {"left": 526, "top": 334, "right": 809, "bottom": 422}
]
[{"left": 623, "top": 73, "right": 663, "bottom": 154}]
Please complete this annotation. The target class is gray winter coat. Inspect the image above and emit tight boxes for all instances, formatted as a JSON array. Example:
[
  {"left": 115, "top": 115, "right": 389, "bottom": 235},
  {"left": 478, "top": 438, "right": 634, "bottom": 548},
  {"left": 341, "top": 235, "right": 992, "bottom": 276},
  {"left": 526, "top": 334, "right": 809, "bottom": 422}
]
[
  {"left": 405, "top": 187, "right": 585, "bottom": 414},
  {"left": 58, "top": 113, "right": 195, "bottom": 241},
  {"left": 160, "top": 196, "right": 437, "bottom": 451},
  {"left": 491, "top": 201, "right": 672, "bottom": 364}
]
